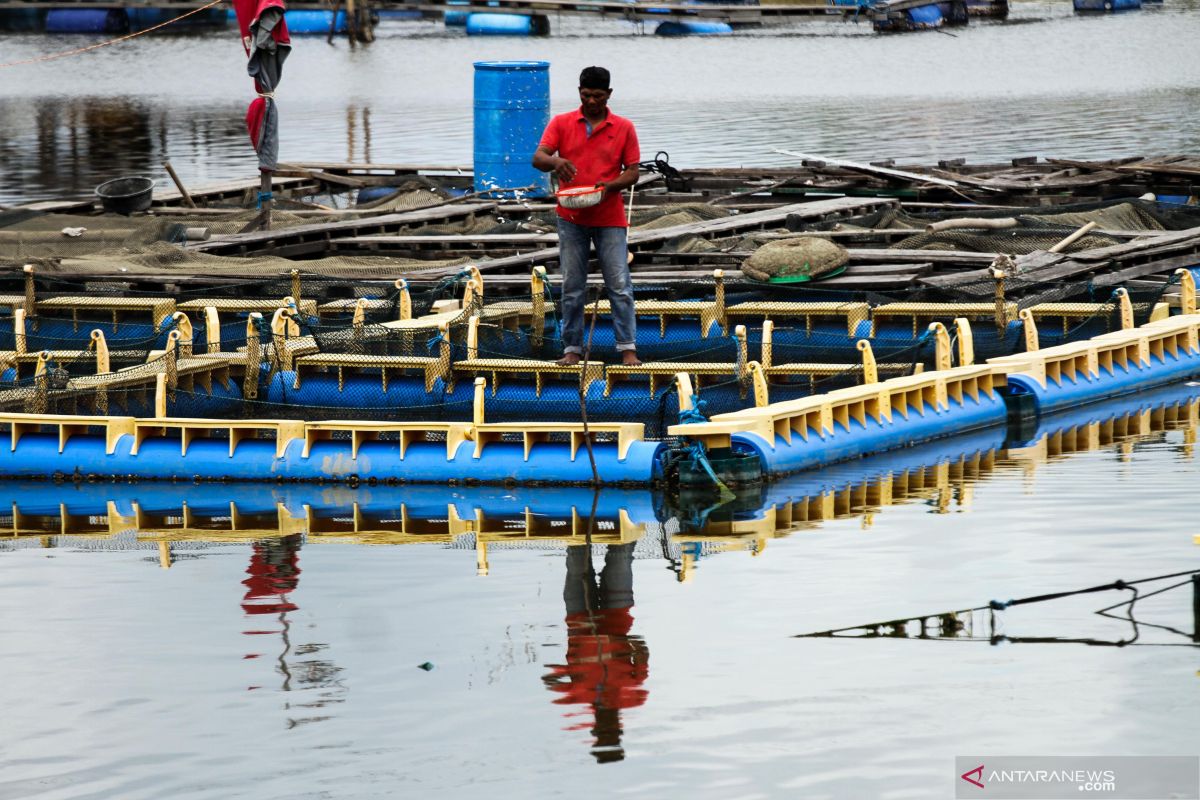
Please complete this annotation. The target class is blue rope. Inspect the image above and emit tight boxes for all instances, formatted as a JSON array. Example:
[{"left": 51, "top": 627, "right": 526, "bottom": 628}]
[
  {"left": 426, "top": 332, "right": 447, "bottom": 353},
  {"left": 678, "top": 398, "right": 709, "bottom": 425},
  {"left": 256, "top": 191, "right": 273, "bottom": 209},
  {"left": 685, "top": 441, "right": 725, "bottom": 488}
]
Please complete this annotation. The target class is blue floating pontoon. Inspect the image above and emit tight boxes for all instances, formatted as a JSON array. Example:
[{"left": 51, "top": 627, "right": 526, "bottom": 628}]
[
  {"left": 284, "top": 9, "right": 347, "bottom": 34},
  {"left": 1073, "top": 0, "right": 1141, "bottom": 10},
  {"left": 465, "top": 13, "right": 548, "bottom": 35},
  {"left": 730, "top": 377, "right": 1008, "bottom": 478},
  {"left": 44, "top": 8, "right": 128, "bottom": 33},
  {"left": 654, "top": 20, "right": 734, "bottom": 35}
]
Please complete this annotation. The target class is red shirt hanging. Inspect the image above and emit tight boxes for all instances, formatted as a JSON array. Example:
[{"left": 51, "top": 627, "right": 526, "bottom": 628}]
[
  {"left": 233, "top": 0, "right": 291, "bottom": 56},
  {"left": 539, "top": 108, "right": 640, "bottom": 228}
]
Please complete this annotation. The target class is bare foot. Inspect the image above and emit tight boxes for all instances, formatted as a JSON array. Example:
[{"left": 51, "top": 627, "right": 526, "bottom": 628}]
[
  {"left": 556, "top": 353, "right": 582, "bottom": 367},
  {"left": 621, "top": 351, "right": 642, "bottom": 367}
]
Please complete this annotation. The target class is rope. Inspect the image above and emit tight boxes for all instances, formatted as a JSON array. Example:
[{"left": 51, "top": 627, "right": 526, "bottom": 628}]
[
  {"left": 678, "top": 398, "right": 709, "bottom": 425},
  {"left": 987, "top": 569, "right": 1200, "bottom": 611},
  {"left": 0, "top": 0, "right": 226, "bottom": 69},
  {"left": 637, "top": 151, "right": 691, "bottom": 193}
]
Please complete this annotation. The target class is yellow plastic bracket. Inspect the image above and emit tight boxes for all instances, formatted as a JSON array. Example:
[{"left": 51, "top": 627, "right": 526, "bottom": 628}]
[
  {"left": 857, "top": 339, "right": 877, "bottom": 385},
  {"left": 1019, "top": 308, "right": 1039, "bottom": 352},
  {"left": 748, "top": 361, "right": 768, "bottom": 408},
  {"left": 171, "top": 312, "right": 194, "bottom": 358},
  {"left": 1177, "top": 268, "right": 1197, "bottom": 316},
  {"left": 929, "top": 322, "right": 952, "bottom": 371},
  {"left": 760, "top": 319, "right": 774, "bottom": 371},
  {"left": 1116, "top": 288, "right": 1134, "bottom": 331},
  {"left": 204, "top": 306, "right": 221, "bottom": 354},
  {"left": 467, "top": 314, "right": 480, "bottom": 361},
  {"left": 89, "top": 330, "right": 110, "bottom": 374},
  {"left": 394, "top": 279, "right": 413, "bottom": 321},
  {"left": 954, "top": 317, "right": 974, "bottom": 367}
]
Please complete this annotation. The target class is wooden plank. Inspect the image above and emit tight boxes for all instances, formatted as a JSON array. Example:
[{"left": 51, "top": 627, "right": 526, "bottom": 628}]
[
  {"left": 774, "top": 149, "right": 964, "bottom": 189},
  {"left": 188, "top": 202, "right": 498, "bottom": 256},
  {"left": 1069, "top": 225, "right": 1200, "bottom": 262},
  {"left": 278, "top": 161, "right": 469, "bottom": 174}
]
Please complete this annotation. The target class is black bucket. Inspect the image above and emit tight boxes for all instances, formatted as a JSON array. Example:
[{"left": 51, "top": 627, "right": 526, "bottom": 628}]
[{"left": 95, "top": 176, "right": 154, "bottom": 215}]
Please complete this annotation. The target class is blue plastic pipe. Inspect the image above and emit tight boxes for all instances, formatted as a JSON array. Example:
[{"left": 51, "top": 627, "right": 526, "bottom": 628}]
[
  {"left": 0, "top": 431, "right": 665, "bottom": 485},
  {"left": 730, "top": 387, "right": 1008, "bottom": 477},
  {"left": 1004, "top": 347, "right": 1200, "bottom": 416}
]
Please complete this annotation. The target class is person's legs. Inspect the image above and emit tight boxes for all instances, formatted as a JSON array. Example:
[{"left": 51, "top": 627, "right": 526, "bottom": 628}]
[
  {"left": 557, "top": 217, "right": 591, "bottom": 361},
  {"left": 598, "top": 542, "right": 635, "bottom": 611},
  {"left": 593, "top": 226, "right": 639, "bottom": 363},
  {"left": 563, "top": 545, "right": 598, "bottom": 615}
]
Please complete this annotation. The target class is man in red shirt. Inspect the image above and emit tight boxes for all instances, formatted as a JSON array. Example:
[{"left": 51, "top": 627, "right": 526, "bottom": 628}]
[{"left": 532, "top": 66, "right": 642, "bottom": 367}]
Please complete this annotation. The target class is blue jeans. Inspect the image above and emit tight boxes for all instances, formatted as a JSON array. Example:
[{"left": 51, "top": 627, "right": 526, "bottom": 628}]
[{"left": 557, "top": 218, "right": 637, "bottom": 355}]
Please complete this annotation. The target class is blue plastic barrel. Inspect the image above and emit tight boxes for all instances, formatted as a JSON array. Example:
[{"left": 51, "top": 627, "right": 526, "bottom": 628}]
[
  {"left": 904, "top": 3, "right": 944, "bottom": 25},
  {"left": 445, "top": 0, "right": 469, "bottom": 24},
  {"left": 284, "top": 9, "right": 346, "bottom": 34},
  {"left": 1073, "top": 0, "right": 1140, "bottom": 9},
  {"left": 473, "top": 61, "right": 552, "bottom": 198},
  {"left": 654, "top": 20, "right": 733, "bottom": 35},
  {"left": 128, "top": 8, "right": 225, "bottom": 31},
  {"left": 45, "top": 8, "right": 128, "bottom": 33},
  {"left": 465, "top": 12, "right": 547, "bottom": 35}
]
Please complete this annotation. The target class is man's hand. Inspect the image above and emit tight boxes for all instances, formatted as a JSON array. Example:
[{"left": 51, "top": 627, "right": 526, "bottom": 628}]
[
  {"left": 552, "top": 157, "right": 577, "bottom": 183},
  {"left": 532, "top": 146, "right": 577, "bottom": 183}
]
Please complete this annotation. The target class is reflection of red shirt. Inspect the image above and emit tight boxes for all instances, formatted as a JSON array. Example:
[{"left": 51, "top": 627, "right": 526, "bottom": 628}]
[
  {"left": 544, "top": 607, "right": 649, "bottom": 719},
  {"left": 241, "top": 542, "right": 299, "bottom": 615},
  {"left": 539, "top": 108, "right": 640, "bottom": 229}
]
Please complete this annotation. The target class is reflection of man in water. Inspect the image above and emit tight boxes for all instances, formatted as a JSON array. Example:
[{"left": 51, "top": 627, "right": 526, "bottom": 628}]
[
  {"left": 542, "top": 543, "right": 649, "bottom": 763},
  {"left": 241, "top": 534, "right": 301, "bottom": 617}
]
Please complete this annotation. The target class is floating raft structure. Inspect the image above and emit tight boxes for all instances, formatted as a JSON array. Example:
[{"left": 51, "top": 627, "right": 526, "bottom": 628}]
[
  {"left": 3, "top": 306, "right": 1200, "bottom": 486},
  {"left": 675, "top": 292, "right": 1200, "bottom": 481},
  {"left": 0, "top": 370, "right": 664, "bottom": 485}
]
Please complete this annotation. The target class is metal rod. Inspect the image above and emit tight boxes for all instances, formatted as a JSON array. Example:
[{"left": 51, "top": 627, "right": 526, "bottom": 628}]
[{"left": 259, "top": 170, "right": 272, "bottom": 232}]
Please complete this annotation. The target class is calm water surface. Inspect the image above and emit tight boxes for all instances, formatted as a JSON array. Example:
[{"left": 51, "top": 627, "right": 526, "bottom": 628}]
[
  {"left": 1, "top": 2, "right": 1199, "bottom": 202},
  {"left": 1, "top": 386, "right": 1199, "bottom": 798}
]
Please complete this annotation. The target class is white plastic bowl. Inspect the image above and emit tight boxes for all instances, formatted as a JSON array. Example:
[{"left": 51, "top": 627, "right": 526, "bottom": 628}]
[{"left": 556, "top": 185, "right": 604, "bottom": 209}]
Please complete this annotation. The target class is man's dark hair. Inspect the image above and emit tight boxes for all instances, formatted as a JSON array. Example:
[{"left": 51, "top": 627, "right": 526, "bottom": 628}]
[{"left": 579, "top": 66, "right": 611, "bottom": 90}]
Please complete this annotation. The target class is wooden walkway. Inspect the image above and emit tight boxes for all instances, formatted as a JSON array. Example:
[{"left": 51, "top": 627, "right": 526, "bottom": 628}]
[
  {"left": 338, "top": 197, "right": 901, "bottom": 277},
  {"left": 920, "top": 225, "right": 1200, "bottom": 294},
  {"left": 189, "top": 202, "right": 499, "bottom": 258}
]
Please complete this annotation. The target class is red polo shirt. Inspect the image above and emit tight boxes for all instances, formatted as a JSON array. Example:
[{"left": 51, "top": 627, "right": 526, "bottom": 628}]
[{"left": 539, "top": 107, "right": 640, "bottom": 228}]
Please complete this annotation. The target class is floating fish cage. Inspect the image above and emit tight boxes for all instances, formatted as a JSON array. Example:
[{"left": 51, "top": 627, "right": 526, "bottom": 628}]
[{"left": 0, "top": 266, "right": 1196, "bottom": 488}]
